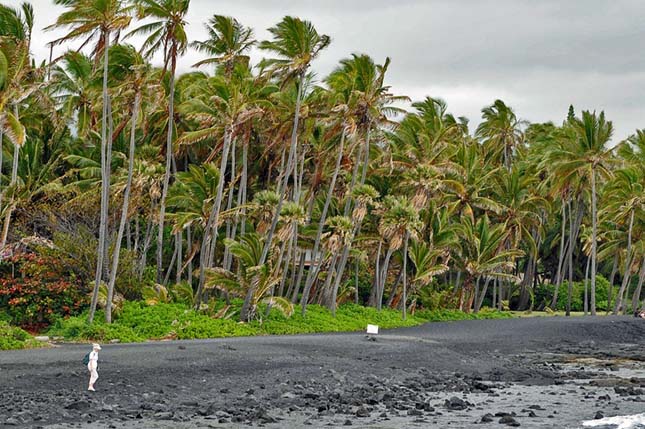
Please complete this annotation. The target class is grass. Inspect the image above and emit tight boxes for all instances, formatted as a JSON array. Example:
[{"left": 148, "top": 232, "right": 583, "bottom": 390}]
[{"left": 45, "top": 301, "right": 512, "bottom": 344}]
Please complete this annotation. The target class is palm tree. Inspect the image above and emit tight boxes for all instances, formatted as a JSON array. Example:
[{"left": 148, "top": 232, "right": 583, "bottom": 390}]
[
  {"left": 203, "top": 233, "right": 293, "bottom": 321},
  {"left": 48, "top": 0, "right": 132, "bottom": 323},
  {"left": 601, "top": 168, "right": 644, "bottom": 314},
  {"left": 255, "top": 16, "right": 330, "bottom": 262},
  {"left": 49, "top": 51, "right": 95, "bottom": 137},
  {"left": 103, "top": 44, "right": 153, "bottom": 323},
  {"left": 549, "top": 111, "right": 614, "bottom": 315},
  {"left": 324, "top": 55, "right": 407, "bottom": 309},
  {"left": 455, "top": 216, "right": 523, "bottom": 312},
  {"left": 0, "top": 3, "right": 32, "bottom": 231},
  {"left": 241, "top": 16, "right": 329, "bottom": 322},
  {"left": 129, "top": 0, "right": 190, "bottom": 283},
  {"left": 178, "top": 73, "right": 266, "bottom": 307},
  {"left": 191, "top": 15, "right": 255, "bottom": 78},
  {"left": 377, "top": 196, "right": 422, "bottom": 316},
  {"left": 476, "top": 99, "right": 525, "bottom": 170}
]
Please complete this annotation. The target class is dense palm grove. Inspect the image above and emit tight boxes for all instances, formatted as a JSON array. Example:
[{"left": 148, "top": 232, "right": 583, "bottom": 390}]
[{"left": 1, "top": 0, "right": 644, "bottom": 330}]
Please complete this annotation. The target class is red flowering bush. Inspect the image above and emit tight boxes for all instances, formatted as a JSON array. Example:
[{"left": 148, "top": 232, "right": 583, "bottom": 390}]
[{"left": 0, "top": 252, "right": 88, "bottom": 329}]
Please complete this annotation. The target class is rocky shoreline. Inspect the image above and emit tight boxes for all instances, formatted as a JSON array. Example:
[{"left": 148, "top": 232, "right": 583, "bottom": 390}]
[{"left": 1, "top": 317, "right": 644, "bottom": 428}]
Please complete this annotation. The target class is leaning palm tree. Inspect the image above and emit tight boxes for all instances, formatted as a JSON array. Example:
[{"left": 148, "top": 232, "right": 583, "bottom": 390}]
[
  {"left": 549, "top": 111, "right": 614, "bottom": 315},
  {"left": 601, "top": 168, "right": 645, "bottom": 314},
  {"left": 178, "top": 73, "right": 266, "bottom": 307},
  {"left": 191, "top": 15, "right": 255, "bottom": 78},
  {"left": 48, "top": 0, "right": 132, "bottom": 323},
  {"left": 103, "top": 44, "right": 154, "bottom": 323},
  {"left": 240, "top": 16, "right": 329, "bottom": 322},
  {"left": 129, "top": 0, "right": 190, "bottom": 283}
]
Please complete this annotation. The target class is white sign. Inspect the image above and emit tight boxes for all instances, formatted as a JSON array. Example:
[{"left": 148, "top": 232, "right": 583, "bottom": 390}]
[{"left": 366, "top": 324, "right": 379, "bottom": 335}]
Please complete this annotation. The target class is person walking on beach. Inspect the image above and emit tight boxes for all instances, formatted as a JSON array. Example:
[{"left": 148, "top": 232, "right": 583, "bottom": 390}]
[{"left": 87, "top": 343, "right": 101, "bottom": 391}]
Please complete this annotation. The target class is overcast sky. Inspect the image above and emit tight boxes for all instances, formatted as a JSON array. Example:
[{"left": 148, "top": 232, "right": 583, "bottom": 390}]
[{"left": 7, "top": 0, "right": 645, "bottom": 141}]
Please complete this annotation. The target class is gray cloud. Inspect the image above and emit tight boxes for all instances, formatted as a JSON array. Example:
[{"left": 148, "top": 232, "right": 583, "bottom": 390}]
[{"left": 6, "top": 0, "right": 644, "bottom": 140}]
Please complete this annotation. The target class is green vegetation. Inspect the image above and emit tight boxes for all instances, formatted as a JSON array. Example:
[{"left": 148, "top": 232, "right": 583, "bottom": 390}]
[
  {"left": 0, "top": 1, "right": 644, "bottom": 348},
  {"left": 0, "top": 320, "right": 41, "bottom": 350},
  {"left": 47, "top": 301, "right": 510, "bottom": 343}
]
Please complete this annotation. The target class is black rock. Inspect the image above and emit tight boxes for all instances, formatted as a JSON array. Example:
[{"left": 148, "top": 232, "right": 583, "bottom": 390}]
[
  {"left": 481, "top": 413, "right": 494, "bottom": 423},
  {"left": 594, "top": 411, "right": 604, "bottom": 420},
  {"left": 444, "top": 397, "right": 468, "bottom": 411},
  {"left": 499, "top": 415, "right": 520, "bottom": 426},
  {"left": 344, "top": 419, "right": 353, "bottom": 426},
  {"left": 356, "top": 406, "right": 370, "bottom": 417},
  {"left": 528, "top": 411, "right": 537, "bottom": 418}
]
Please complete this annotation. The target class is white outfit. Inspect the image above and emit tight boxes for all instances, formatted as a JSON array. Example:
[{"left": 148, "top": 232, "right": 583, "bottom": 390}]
[{"left": 88, "top": 351, "right": 99, "bottom": 387}]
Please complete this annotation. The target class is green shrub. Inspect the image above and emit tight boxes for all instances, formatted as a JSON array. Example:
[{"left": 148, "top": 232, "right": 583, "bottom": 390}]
[
  {"left": 535, "top": 274, "right": 617, "bottom": 312},
  {"left": 0, "top": 321, "right": 41, "bottom": 350}
]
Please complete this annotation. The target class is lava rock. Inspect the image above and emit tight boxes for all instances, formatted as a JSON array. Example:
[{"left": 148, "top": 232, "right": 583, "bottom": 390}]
[
  {"left": 444, "top": 396, "right": 468, "bottom": 411},
  {"left": 481, "top": 413, "right": 494, "bottom": 423},
  {"left": 499, "top": 415, "right": 520, "bottom": 426},
  {"left": 356, "top": 406, "right": 370, "bottom": 417}
]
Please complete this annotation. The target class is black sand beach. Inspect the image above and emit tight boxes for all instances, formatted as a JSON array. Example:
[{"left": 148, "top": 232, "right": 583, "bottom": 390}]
[{"left": 2, "top": 316, "right": 645, "bottom": 428}]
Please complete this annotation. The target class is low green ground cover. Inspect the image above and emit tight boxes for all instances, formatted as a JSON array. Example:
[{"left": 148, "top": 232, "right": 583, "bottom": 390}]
[
  {"left": 45, "top": 301, "right": 511, "bottom": 344},
  {"left": 0, "top": 320, "right": 42, "bottom": 350}
]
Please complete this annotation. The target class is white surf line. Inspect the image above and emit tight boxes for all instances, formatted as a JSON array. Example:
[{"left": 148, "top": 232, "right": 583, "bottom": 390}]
[{"left": 582, "top": 413, "right": 645, "bottom": 429}]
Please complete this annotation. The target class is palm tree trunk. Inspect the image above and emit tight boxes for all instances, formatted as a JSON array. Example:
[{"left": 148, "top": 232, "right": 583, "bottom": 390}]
[
  {"left": 402, "top": 232, "right": 409, "bottom": 320},
  {"left": 223, "top": 140, "right": 236, "bottom": 269},
  {"left": 583, "top": 254, "right": 590, "bottom": 315},
  {"left": 370, "top": 240, "right": 382, "bottom": 307},
  {"left": 175, "top": 231, "right": 182, "bottom": 283},
  {"left": 138, "top": 209, "right": 154, "bottom": 279},
  {"left": 105, "top": 92, "right": 139, "bottom": 323},
  {"left": 607, "top": 252, "right": 618, "bottom": 313},
  {"left": 0, "top": 127, "right": 3, "bottom": 215},
  {"left": 566, "top": 197, "right": 585, "bottom": 316},
  {"left": 196, "top": 128, "right": 234, "bottom": 306},
  {"left": 632, "top": 258, "right": 645, "bottom": 313},
  {"left": 301, "top": 128, "right": 346, "bottom": 314},
  {"left": 551, "top": 203, "right": 567, "bottom": 309},
  {"left": 590, "top": 167, "right": 598, "bottom": 315},
  {"left": 156, "top": 54, "right": 177, "bottom": 283},
  {"left": 163, "top": 239, "right": 178, "bottom": 286},
  {"left": 630, "top": 257, "right": 645, "bottom": 314},
  {"left": 0, "top": 106, "right": 20, "bottom": 248},
  {"left": 475, "top": 277, "right": 493, "bottom": 313},
  {"left": 258, "top": 74, "right": 304, "bottom": 268},
  {"left": 355, "top": 259, "right": 360, "bottom": 304},
  {"left": 613, "top": 209, "right": 634, "bottom": 315},
  {"left": 187, "top": 225, "right": 193, "bottom": 285},
  {"left": 377, "top": 247, "right": 395, "bottom": 311},
  {"left": 385, "top": 268, "right": 404, "bottom": 308},
  {"left": 89, "top": 33, "right": 111, "bottom": 324}
]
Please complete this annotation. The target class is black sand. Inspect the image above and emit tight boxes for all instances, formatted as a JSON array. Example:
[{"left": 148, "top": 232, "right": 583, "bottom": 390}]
[{"left": 1, "top": 316, "right": 645, "bottom": 428}]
